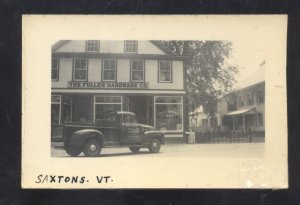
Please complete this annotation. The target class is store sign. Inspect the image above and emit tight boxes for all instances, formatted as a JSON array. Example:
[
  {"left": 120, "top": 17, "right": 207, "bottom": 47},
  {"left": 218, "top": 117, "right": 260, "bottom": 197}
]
[{"left": 68, "top": 81, "right": 149, "bottom": 89}]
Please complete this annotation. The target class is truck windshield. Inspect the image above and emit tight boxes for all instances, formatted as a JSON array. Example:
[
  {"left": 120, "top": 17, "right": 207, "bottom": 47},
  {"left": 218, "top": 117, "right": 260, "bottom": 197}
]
[{"left": 120, "top": 114, "right": 137, "bottom": 123}]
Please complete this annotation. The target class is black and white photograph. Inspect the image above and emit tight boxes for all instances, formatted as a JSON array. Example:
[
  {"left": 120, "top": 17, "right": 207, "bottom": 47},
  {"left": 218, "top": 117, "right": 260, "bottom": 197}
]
[
  {"left": 22, "top": 15, "right": 287, "bottom": 188},
  {"left": 50, "top": 40, "right": 265, "bottom": 157}
]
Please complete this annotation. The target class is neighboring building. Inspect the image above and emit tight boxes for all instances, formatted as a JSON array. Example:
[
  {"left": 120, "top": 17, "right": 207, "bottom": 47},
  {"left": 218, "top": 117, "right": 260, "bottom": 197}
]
[
  {"left": 51, "top": 40, "right": 189, "bottom": 139},
  {"left": 222, "top": 62, "right": 265, "bottom": 132},
  {"left": 189, "top": 62, "right": 265, "bottom": 133},
  {"left": 189, "top": 99, "right": 228, "bottom": 132},
  {"left": 189, "top": 106, "right": 210, "bottom": 131}
]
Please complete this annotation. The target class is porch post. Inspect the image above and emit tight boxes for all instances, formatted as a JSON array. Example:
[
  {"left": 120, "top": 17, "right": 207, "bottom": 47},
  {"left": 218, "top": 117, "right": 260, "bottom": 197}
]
[
  {"left": 233, "top": 116, "right": 235, "bottom": 131},
  {"left": 243, "top": 114, "right": 246, "bottom": 133}
]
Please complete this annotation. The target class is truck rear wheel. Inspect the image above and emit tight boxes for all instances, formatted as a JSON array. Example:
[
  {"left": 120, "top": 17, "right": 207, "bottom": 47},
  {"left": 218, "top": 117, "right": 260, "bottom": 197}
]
[
  {"left": 149, "top": 138, "right": 161, "bottom": 153},
  {"left": 65, "top": 144, "right": 81, "bottom": 157},
  {"left": 83, "top": 138, "right": 101, "bottom": 157},
  {"left": 129, "top": 147, "right": 140, "bottom": 153}
]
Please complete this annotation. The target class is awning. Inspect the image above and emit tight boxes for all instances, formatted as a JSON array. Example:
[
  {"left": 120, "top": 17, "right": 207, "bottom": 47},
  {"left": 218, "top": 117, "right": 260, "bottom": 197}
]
[{"left": 225, "top": 107, "right": 256, "bottom": 116}]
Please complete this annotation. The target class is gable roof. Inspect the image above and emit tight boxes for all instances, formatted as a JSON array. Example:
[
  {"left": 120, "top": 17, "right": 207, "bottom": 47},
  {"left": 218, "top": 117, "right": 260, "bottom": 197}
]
[
  {"left": 52, "top": 40, "right": 70, "bottom": 52},
  {"left": 52, "top": 40, "right": 177, "bottom": 55},
  {"left": 149, "top": 41, "right": 177, "bottom": 55}
]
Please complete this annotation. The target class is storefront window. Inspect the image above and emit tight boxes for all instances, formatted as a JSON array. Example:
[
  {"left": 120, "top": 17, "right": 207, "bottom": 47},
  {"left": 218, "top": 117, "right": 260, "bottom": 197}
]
[
  {"left": 51, "top": 58, "right": 59, "bottom": 80},
  {"left": 155, "top": 96, "right": 183, "bottom": 131},
  {"left": 51, "top": 95, "right": 61, "bottom": 125},
  {"left": 73, "top": 59, "right": 88, "bottom": 81},
  {"left": 63, "top": 96, "right": 72, "bottom": 123},
  {"left": 102, "top": 59, "right": 116, "bottom": 81},
  {"left": 120, "top": 114, "right": 137, "bottom": 123},
  {"left": 94, "top": 96, "right": 122, "bottom": 120},
  {"left": 131, "top": 60, "right": 144, "bottom": 82}
]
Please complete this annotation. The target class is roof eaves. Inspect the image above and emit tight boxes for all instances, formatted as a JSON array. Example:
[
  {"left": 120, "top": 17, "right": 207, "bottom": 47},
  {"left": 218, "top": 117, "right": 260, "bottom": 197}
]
[
  {"left": 149, "top": 40, "right": 177, "bottom": 55},
  {"left": 52, "top": 40, "right": 70, "bottom": 52}
]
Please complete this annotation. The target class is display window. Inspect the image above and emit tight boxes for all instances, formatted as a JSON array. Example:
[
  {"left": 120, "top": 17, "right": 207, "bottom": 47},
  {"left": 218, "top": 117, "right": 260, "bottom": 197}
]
[
  {"left": 154, "top": 96, "right": 183, "bottom": 131},
  {"left": 51, "top": 58, "right": 59, "bottom": 80},
  {"left": 94, "top": 96, "right": 122, "bottom": 120},
  {"left": 63, "top": 96, "right": 72, "bottom": 123},
  {"left": 51, "top": 95, "right": 73, "bottom": 125},
  {"left": 51, "top": 95, "right": 61, "bottom": 125}
]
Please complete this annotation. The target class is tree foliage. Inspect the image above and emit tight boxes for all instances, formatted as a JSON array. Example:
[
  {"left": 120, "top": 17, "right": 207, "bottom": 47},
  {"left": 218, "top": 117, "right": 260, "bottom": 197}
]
[{"left": 161, "top": 41, "right": 238, "bottom": 115}]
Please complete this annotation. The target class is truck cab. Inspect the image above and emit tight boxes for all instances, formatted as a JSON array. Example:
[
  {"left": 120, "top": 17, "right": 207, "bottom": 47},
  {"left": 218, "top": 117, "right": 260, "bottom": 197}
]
[{"left": 62, "top": 111, "right": 165, "bottom": 157}]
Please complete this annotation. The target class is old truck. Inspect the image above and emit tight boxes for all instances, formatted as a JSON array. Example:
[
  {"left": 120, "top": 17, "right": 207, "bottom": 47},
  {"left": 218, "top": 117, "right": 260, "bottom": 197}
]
[{"left": 60, "top": 111, "right": 165, "bottom": 157}]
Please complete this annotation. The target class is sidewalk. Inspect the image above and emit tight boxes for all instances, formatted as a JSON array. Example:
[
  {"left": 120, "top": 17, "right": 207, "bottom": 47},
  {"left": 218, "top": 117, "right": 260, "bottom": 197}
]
[{"left": 51, "top": 142, "right": 264, "bottom": 158}]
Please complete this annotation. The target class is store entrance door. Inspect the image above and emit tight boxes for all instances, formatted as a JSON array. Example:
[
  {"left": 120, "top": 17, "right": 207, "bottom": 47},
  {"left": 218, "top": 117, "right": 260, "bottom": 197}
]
[
  {"left": 72, "top": 95, "right": 91, "bottom": 122},
  {"left": 128, "top": 96, "right": 148, "bottom": 125}
]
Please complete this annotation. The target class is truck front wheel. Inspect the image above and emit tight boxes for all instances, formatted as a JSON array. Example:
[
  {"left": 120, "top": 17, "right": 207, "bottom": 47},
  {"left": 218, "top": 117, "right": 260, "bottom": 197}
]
[
  {"left": 149, "top": 138, "right": 161, "bottom": 153},
  {"left": 83, "top": 138, "right": 101, "bottom": 157}
]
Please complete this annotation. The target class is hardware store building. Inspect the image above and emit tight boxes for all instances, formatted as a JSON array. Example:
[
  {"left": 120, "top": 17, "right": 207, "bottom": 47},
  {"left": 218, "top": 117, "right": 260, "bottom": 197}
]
[{"left": 51, "top": 40, "right": 189, "bottom": 139}]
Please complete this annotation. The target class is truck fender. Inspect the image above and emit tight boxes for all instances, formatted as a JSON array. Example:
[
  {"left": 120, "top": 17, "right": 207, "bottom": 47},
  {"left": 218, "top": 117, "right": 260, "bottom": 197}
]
[
  {"left": 144, "top": 131, "right": 165, "bottom": 145},
  {"left": 67, "top": 129, "right": 105, "bottom": 148}
]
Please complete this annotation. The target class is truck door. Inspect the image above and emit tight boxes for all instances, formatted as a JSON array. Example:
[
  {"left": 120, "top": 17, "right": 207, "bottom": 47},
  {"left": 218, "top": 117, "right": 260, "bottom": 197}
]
[
  {"left": 119, "top": 114, "right": 143, "bottom": 145},
  {"left": 101, "top": 113, "right": 121, "bottom": 145}
]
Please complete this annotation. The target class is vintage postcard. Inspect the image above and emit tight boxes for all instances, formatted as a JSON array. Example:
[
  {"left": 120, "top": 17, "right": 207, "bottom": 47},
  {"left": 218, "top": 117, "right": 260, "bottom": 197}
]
[{"left": 22, "top": 15, "right": 288, "bottom": 188}]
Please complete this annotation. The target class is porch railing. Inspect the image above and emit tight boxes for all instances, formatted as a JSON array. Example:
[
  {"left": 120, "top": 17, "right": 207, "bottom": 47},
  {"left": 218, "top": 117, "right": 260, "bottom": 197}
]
[{"left": 195, "top": 131, "right": 265, "bottom": 144}]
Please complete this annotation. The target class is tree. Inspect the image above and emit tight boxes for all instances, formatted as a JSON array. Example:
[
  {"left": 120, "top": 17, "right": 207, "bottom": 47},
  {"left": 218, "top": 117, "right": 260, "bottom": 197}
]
[{"left": 161, "top": 41, "right": 238, "bottom": 115}]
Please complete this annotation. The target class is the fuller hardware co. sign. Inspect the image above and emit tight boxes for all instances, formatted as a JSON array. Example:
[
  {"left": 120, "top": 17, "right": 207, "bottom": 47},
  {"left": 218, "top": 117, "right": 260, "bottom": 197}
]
[{"left": 68, "top": 81, "right": 149, "bottom": 89}]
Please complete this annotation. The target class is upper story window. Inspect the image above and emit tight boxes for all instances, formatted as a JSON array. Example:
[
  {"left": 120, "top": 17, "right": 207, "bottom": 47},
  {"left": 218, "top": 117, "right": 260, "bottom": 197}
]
[
  {"left": 239, "top": 95, "right": 245, "bottom": 107},
  {"left": 246, "top": 93, "right": 254, "bottom": 106},
  {"left": 125, "top": 40, "right": 138, "bottom": 53},
  {"left": 102, "top": 59, "right": 117, "bottom": 81},
  {"left": 159, "top": 60, "right": 172, "bottom": 82},
  {"left": 256, "top": 91, "right": 264, "bottom": 104},
  {"left": 73, "top": 58, "right": 88, "bottom": 81},
  {"left": 131, "top": 60, "right": 144, "bottom": 82},
  {"left": 86, "top": 40, "right": 100, "bottom": 52},
  {"left": 51, "top": 58, "right": 59, "bottom": 81}
]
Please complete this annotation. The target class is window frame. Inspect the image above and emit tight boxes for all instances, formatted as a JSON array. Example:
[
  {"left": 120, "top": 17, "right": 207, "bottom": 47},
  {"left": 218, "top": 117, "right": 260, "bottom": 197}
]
[
  {"left": 239, "top": 95, "right": 245, "bottom": 107},
  {"left": 85, "top": 40, "right": 100, "bottom": 52},
  {"left": 124, "top": 40, "right": 138, "bottom": 53},
  {"left": 51, "top": 58, "right": 59, "bottom": 81},
  {"left": 153, "top": 96, "right": 183, "bottom": 132},
  {"left": 246, "top": 93, "right": 254, "bottom": 106},
  {"left": 51, "top": 95, "right": 62, "bottom": 125},
  {"left": 158, "top": 60, "right": 172, "bottom": 83},
  {"left": 73, "top": 58, "right": 88, "bottom": 81},
  {"left": 93, "top": 96, "right": 123, "bottom": 121},
  {"left": 130, "top": 60, "right": 145, "bottom": 82},
  {"left": 256, "top": 91, "right": 264, "bottom": 104},
  {"left": 102, "top": 59, "right": 117, "bottom": 82}
]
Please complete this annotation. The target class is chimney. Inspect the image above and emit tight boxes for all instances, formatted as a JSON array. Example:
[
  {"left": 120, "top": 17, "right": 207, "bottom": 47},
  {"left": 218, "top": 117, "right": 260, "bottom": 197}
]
[{"left": 260, "top": 60, "right": 266, "bottom": 69}]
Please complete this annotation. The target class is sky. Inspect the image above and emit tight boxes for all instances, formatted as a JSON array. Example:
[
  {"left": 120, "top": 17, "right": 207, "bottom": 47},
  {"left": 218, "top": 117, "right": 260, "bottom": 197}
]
[{"left": 228, "top": 39, "right": 266, "bottom": 86}]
